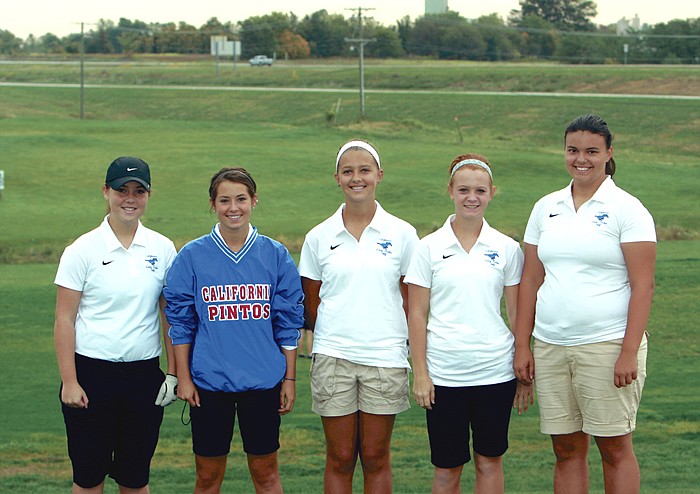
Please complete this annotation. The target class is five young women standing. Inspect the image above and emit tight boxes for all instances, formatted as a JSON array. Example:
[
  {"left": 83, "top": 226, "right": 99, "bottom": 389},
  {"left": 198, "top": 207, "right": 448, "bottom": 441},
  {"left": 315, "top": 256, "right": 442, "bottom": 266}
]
[{"left": 56, "top": 118, "right": 655, "bottom": 492}]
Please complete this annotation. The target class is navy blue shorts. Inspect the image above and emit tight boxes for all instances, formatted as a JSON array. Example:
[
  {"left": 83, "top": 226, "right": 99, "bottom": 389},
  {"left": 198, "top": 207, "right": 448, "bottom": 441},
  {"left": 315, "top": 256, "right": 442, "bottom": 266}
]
[
  {"left": 60, "top": 354, "right": 164, "bottom": 489},
  {"left": 426, "top": 379, "right": 517, "bottom": 469},
  {"left": 190, "top": 383, "right": 282, "bottom": 457}
]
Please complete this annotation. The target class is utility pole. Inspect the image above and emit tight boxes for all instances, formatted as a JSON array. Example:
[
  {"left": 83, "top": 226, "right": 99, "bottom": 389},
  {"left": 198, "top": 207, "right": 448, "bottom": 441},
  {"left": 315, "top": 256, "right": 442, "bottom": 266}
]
[
  {"left": 345, "top": 7, "right": 375, "bottom": 119},
  {"left": 80, "top": 22, "right": 84, "bottom": 120}
]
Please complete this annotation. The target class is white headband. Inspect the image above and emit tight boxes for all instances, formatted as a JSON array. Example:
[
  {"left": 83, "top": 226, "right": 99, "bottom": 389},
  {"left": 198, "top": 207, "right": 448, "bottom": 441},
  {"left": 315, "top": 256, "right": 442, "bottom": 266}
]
[
  {"left": 335, "top": 140, "right": 381, "bottom": 171},
  {"left": 450, "top": 159, "right": 493, "bottom": 179}
]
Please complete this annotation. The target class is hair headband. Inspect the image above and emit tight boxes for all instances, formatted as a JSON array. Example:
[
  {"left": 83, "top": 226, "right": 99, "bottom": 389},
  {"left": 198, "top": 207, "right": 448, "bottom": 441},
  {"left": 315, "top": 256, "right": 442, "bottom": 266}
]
[
  {"left": 335, "top": 140, "right": 381, "bottom": 171},
  {"left": 450, "top": 159, "right": 493, "bottom": 179},
  {"left": 220, "top": 169, "right": 256, "bottom": 192}
]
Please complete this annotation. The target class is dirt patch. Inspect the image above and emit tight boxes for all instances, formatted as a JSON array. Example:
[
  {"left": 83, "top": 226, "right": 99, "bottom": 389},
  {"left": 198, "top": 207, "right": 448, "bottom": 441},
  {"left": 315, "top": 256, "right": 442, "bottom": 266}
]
[{"left": 572, "top": 77, "right": 700, "bottom": 96}]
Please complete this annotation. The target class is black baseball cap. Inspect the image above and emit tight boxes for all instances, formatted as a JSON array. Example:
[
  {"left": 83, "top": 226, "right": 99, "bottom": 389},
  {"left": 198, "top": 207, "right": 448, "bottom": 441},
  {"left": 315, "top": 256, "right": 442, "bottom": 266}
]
[{"left": 105, "top": 156, "right": 151, "bottom": 191}]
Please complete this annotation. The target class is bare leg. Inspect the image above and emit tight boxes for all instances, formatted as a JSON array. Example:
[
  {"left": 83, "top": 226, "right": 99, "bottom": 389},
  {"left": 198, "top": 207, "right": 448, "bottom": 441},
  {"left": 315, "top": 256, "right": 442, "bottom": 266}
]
[
  {"left": 473, "top": 454, "right": 504, "bottom": 494},
  {"left": 432, "top": 465, "right": 463, "bottom": 494},
  {"left": 194, "top": 454, "right": 227, "bottom": 494},
  {"left": 73, "top": 482, "right": 104, "bottom": 494},
  {"left": 118, "top": 486, "right": 150, "bottom": 494},
  {"left": 595, "top": 434, "right": 640, "bottom": 494},
  {"left": 321, "top": 413, "right": 359, "bottom": 494},
  {"left": 247, "top": 451, "right": 283, "bottom": 494},
  {"left": 358, "top": 412, "right": 396, "bottom": 494},
  {"left": 551, "top": 432, "right": 590, "bottom": 494}
]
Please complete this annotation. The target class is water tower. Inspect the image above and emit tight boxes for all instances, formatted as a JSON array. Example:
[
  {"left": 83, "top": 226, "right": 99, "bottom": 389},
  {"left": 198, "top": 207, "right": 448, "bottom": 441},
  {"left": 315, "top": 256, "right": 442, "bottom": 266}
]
[{"left": 425, "top": 0, "right": 448, "bottom": 15}]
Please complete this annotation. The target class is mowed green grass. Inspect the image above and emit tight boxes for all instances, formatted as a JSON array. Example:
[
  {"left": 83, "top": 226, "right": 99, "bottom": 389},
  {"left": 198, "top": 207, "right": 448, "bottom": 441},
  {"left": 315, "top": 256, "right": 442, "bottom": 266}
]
[
  {"left": 0, "top": 66, "right": 698, "bottom": 492},
  {"left": 3, "top": 57, "right": 700, "bottom": 96}
]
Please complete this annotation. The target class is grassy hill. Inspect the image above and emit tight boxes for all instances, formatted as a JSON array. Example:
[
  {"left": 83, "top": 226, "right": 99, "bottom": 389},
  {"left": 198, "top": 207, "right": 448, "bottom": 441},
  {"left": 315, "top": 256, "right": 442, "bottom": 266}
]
[{"left": 0, "top": 60, "right": 698, "bottom": 492}]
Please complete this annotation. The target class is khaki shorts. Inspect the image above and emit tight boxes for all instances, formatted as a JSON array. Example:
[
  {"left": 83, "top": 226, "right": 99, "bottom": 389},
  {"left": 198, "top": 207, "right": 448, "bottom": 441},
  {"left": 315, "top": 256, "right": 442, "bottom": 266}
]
[
  {"left": 534, "top": 335, "right": 647, "bottom": 437},
  {"left": 310, "top": 354, "right": 410, "bottom": 417}
]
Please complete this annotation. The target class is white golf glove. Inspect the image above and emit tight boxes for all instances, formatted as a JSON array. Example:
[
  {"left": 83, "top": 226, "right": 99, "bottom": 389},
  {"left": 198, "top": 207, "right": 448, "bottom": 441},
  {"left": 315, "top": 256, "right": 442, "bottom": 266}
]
[{"left": 155, "top": 374, "right": 178, "bottom": 407}]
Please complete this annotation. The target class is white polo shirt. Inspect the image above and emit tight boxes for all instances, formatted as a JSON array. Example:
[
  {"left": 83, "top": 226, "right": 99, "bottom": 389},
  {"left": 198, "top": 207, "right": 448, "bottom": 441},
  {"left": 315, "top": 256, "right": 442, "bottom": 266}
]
[
  {"left": 55, "top": 216, "right": 176, "bottom": 362},
  {"left": 298, "top": 202, "right": 418, "bottom": 368},
  {"left": 524, "top": 177, "right": 656, "bottom": 346},
  {"left": 405, "top": 216, "right": 523, "bottom": 386}
]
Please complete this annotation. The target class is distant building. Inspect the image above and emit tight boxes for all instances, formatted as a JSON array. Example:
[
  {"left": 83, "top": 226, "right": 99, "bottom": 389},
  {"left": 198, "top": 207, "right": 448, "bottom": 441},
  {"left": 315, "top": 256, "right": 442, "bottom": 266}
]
[
  {"left": 425, "top": 0, "right": 448, "bottom": 15},
  {"left": 617, "top": 14, "right": 641, "bottom": 35}
]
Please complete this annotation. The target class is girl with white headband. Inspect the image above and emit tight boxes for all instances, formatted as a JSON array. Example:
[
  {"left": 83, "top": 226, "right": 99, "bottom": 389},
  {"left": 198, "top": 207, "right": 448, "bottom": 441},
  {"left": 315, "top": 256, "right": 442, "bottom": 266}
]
[
  {"left": 404, "top": 153, "right": 533, "bottom": 493},
  {"left": 299, "top": 139, "right": 418, "bottom": 493}
]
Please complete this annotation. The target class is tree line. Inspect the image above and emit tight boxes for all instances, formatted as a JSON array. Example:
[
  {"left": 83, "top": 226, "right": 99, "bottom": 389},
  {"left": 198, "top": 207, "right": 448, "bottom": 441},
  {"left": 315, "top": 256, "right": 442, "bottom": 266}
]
[{"left": 1, "top": 0, "right": 699, "bottom": 64}]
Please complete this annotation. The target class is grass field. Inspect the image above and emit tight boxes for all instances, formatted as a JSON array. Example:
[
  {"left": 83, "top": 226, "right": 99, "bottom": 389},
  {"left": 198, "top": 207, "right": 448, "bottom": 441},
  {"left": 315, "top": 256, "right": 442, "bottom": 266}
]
[
  {"left": 2, "top": 57, "right": 700, "bottom": 96},
  {"left": 0, "top": 60, "right": 698, "bottom": 492}
]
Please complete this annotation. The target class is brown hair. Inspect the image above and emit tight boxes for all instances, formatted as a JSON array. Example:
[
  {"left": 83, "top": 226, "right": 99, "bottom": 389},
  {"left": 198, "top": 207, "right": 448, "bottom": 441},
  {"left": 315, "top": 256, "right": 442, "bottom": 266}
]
[{"left": 209, "top": 167, "right": 257, "bottom": 202}]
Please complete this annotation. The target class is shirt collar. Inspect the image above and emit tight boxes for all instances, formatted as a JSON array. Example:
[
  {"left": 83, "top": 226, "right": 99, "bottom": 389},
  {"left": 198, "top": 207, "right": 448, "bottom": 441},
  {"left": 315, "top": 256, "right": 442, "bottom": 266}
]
[
  {"left": 330, "top": 201, "right": 387, "bottom": 236},
  {"left": 99, "top": 215, "right": 146, "bottom": 252},
  {"left": 555, "top": 176, "right": 616, "bottom": 207},
  {"left": 442, "top": 215, "right": 498, "bottom": 249},
  {"left": 211, "top": 223, "right": 258, "bottom": 264},
  {"left": 590, "top": 175, "right": 616, "bottom": 203},
  {"left": 213, "top": 222, "right": 255, "bottom": 241}
]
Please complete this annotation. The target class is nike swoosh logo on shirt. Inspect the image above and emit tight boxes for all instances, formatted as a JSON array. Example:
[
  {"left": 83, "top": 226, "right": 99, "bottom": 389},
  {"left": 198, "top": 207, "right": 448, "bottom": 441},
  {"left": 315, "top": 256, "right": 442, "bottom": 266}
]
[
  {"left": 330, "top": 244, "right": 342, "bottom": 250},
  {"left": 102, "top": 260, "right": 114, "bottom": 265},
  {"left": 442, "top": 254, "right": 455, "bottom": 259},
  {"left": 549, "top": 213, "right": 561, "bottom": 217}
]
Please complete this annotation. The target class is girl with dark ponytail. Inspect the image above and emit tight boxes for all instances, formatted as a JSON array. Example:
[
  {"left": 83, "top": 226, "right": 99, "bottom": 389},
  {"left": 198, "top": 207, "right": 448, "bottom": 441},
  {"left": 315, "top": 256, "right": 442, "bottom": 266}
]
[{"left": 514, "top": 114, "right": 656, "bottom": 494}]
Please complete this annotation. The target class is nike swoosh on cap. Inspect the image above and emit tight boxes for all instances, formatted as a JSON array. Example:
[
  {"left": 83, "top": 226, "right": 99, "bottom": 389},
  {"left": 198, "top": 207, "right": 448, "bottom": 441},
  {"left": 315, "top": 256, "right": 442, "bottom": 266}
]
[{"left": 126, "top": 167, "right": 138, "bottom": 171}]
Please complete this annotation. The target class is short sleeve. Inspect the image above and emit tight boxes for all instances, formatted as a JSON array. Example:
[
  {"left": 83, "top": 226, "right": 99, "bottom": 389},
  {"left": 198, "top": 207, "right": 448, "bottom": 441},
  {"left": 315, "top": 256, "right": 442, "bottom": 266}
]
[
  {"left": 523, "top": 199, "right": 544, "bottom": 246},
  {"left": 619, "top": 199, "right": 656, "bottom": 244},
  {"left": 298, "top": 233, "right": 322, "bottom": 280},
  {"left": 54, "top": 243, "right": 87, "bottom": 292},
  {"left": 503, "top": 240, "right": 524, "bottom": 287},
  {"left": 404, "top": 240, "right": 432, "bottom": 289}
]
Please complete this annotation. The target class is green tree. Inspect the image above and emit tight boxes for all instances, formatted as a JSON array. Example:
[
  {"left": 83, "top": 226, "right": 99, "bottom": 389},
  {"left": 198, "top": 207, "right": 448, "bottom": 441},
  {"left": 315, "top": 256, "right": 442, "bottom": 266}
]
[
  {"left": 153, "top": 22, "right": 202, "bottom": 54},
  {"left": 365, "top": 25, "right": 404, "bottom": 58},
  {"left": 396, "top": 15, "right": 412, "bottom": 52},
  {"left": 555, "top": 32, "right": 616, "bottom": 63},
  {"left": 514, "top": 0, "right": 597, "bottom": 31},
  {"left": 515, "top": 14, "right": 560, "bottom": 59},
  {"left": 61, "top": 33, "right": 82, "bottom": 54},
  {"left": 442, "top": 24, "right": 486, "bottom": 60},
  {"left": 408, "top": 12, "right": 467, "bottom": 57},
  {"left": 39, "top": 33, "right": 64, "bottom": 54},
  {"left": 297, "top": 10, "right": 352, "bottom": 57},
  {"left": 116, "top": 18, "right": 151, "bottom": 54},
  {"left": 474, "top": 14, "right": 519, "bottom": 61},
  {"left": 647, "top": 18, "right": 700, "bottom": 64},
  {"left": 240, "top": 12, "right": 293, "bottom": 58},
  {"left": 84, "top": 19, "right": 117, "bottom": 53},
  {"left": 0, "top": 29, "right": 21, "bottom": 54}
]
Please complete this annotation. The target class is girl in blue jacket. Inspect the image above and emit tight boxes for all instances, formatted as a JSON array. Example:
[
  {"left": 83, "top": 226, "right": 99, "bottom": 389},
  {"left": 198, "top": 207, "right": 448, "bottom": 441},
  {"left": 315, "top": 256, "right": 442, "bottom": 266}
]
[{"left": 164, "top": 167, "right": 304, "bottom": 493}]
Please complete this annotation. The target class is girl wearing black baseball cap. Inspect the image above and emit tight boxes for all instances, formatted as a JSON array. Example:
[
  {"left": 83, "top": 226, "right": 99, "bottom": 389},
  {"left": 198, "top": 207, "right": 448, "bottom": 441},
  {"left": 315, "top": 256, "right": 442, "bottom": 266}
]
[{"left": 54, "top": 156, "right": 178, "bottom": 493}]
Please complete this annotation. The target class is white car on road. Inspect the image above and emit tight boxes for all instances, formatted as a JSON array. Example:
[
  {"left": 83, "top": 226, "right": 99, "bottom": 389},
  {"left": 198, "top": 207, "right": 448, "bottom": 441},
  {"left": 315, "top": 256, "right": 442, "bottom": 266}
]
[{"left": 249, "top": 55, "right": 273, "bottom": 66}]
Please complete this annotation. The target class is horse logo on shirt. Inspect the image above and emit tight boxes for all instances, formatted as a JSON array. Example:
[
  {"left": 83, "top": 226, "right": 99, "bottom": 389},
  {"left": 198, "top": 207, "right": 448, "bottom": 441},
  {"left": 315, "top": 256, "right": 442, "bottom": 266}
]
[
  {"left": 376, "top": 239, "right": 393, "bottom": 256},
  {"left": 145, "top": 255, "right": 159, "bottom": 272},
  {"left": 593, "top": 212, "right": 610, "bottom": 226},
  {"left": 484, "top": 250, "right": 500, "bottom": 267}
]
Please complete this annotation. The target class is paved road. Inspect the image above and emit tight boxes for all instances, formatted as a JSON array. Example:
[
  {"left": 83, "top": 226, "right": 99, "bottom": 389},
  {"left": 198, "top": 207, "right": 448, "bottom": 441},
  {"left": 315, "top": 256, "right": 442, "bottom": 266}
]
[{"left": 2, "top": 81, "right": 699, "bottom": 100}]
